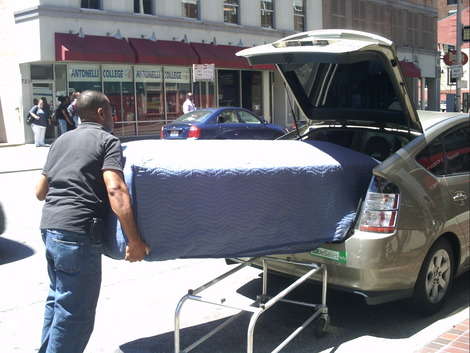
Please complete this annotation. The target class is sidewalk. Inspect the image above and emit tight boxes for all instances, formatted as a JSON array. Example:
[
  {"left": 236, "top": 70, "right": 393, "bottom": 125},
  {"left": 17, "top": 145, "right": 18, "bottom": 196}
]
[
  {"left": 0, "top": 143, "right": 49, "bottom": 174},
  {"left": 415, "top": 317, "right": 469, "bottom": 353}
]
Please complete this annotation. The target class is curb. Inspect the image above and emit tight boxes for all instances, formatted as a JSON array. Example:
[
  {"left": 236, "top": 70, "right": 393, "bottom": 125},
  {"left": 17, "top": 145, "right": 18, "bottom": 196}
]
[{"left": 0, "top": 168, "right": 43, "bottom": 175}]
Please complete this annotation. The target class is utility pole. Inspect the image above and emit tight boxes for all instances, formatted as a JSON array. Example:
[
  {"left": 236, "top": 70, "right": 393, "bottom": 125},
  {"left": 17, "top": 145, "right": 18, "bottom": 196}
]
[{"left": 455, "top": 0, "right": 462, "bottom": 112}]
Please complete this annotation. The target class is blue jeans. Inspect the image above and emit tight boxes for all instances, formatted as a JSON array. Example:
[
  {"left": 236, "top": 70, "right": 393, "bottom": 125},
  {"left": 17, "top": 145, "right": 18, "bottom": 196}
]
[
  {"left": 57, "top": 119, "right": 67, "bottom": 136},
  {"left": 39, "top": 229, "right": 102, "bottom": 353}
]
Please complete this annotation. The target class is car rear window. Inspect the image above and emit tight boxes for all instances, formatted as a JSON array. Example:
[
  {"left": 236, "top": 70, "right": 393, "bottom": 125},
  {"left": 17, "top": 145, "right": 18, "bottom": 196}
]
[
  {"left": 176, "top": 110, "right": 212, "bottom": 122},
  {"left": 280, "top": 59, "right": 403, "bottom": 117}
]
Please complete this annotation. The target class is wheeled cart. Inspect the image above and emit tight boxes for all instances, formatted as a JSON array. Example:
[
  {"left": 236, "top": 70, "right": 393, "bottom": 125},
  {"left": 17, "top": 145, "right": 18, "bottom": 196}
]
[{"left": 174, "top": 257, "right": 329, "bottom": 353}]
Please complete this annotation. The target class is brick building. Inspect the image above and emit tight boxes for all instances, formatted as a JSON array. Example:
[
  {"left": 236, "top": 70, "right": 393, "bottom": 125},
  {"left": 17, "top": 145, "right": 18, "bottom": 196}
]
[{"left": 437, "top": 4, "right": 470, "bottom": 111}]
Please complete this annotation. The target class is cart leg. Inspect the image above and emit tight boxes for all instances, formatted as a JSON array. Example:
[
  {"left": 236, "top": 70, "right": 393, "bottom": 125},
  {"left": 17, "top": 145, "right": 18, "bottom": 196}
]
[
  {"left": 247, "top": 311, "right": 262, "bottom": 353},
  {"left": 262, "top": 259, "right": 268, "bottom": 297},
  {"left": 175, "top": 295, "right": 189, "bottom": 353}
]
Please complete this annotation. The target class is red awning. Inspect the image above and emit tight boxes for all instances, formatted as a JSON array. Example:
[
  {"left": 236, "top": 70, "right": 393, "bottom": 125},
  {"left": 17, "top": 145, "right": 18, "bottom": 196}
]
[
  {"left": 55, "top": 33, "right": 135, "bottom": 63},
  {"left": 128, "top": 38, "right": 199, "bottom": 66},
  {"left": 191, "top": 43, "right": 274, "bottom": 70},
  {"left": 399, "top": 61, "right": 421, "bottom": 78}
]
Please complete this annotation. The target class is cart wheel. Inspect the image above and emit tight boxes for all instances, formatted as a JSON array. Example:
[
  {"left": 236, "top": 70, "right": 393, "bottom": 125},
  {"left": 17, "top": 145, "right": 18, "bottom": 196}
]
[{"left": 313, "top": 317, "right": 329, "bottom": 338}]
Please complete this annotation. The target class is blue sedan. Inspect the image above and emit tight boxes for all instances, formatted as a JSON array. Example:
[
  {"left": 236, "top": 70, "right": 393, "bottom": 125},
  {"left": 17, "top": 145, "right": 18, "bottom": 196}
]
[{"left": 161, "top": 107, "right": 287, "bottom": 140}]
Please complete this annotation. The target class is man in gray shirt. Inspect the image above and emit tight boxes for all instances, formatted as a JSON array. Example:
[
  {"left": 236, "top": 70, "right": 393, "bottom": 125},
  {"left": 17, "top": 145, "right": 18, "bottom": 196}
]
[{"left": 35, "top": 90, "right": 149, "bottom": 353}]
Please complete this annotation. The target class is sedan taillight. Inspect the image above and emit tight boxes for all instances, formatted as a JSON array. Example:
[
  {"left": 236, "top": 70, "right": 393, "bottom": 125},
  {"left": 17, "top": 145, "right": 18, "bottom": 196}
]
[
  {"left": 188, "top": 125, "right": 201, "bottom": 139},
  {"left": 359, "top": 176, "right": 400, "bottom": 233}
]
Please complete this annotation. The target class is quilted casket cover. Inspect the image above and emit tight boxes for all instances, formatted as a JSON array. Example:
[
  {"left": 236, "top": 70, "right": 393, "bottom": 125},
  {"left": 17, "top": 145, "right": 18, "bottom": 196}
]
[{"left": 103, "top": 140, "right": 378, "bottom": 260}]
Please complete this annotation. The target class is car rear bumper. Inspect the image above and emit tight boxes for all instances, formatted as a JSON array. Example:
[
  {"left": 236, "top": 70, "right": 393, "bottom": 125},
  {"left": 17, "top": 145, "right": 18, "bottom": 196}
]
[{"left": 244, "top": 229, "right": 425, "bottom": 304}]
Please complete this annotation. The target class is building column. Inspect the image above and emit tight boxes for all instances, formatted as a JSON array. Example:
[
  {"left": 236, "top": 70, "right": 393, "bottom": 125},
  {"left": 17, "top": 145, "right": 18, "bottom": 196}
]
[
  {"left": 420, "top": 77, "right": 426, "bottom": 110},
  {"left": 426, "top": 77, "right": 439, "bottom": 111}
]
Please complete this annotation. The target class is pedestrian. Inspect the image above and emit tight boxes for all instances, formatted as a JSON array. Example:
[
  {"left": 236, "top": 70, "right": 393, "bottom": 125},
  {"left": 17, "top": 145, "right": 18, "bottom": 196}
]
[
  {"left": 35, "top": 90, "right": 150, "bottom": 353},
  {"left": 182, "top": 92, "right": 196, "bottom": 114},
  {"left": 29, "top": 98, "right": 50, "bottom": 147},
  {"left": 55, "top": 96, "right": 74, "bottom": 136},
  {"left": 67, "top": 91, "right": 81, "bottom": 127}
]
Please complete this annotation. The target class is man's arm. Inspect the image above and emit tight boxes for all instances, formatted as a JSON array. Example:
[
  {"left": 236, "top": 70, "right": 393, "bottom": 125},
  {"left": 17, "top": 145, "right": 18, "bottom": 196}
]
[
  {"left": 35, "top": 174, "right": 49, "bottom": 201},
  {"left": 62, "top": 108, "right": 74, "bottom": 125},
  {"left": 103, "top": 169, "right": 150, "bottom": 262}
]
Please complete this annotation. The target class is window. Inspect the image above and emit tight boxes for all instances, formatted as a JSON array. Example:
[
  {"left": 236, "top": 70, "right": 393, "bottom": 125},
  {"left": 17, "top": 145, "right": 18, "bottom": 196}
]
[
  {"left": 442, "top": 125, "right": 470, "bottom": 175},
  {"left": 447, "top": 0, "right": 457, "bottom": 5},
  {"left": 81, "top": 0, "right": 101, "bottom": 9},
  {"left": 217, "top": 111, "right": 239, "bottom": 124},
  {"left": 261, "top": 0, "right": 274, "bottom": 28},
  {"left": 134, "top": 0, "right": 153, "bottom": 15},
  {"left": 224, "top": 0, "right": 239, "bottom": 24},
  {"left": 416, "top": 125, "right": 470, "bottom": 176},
  {"left": 238, "top": 111, "right": 261, "bottom": 124},
  {"left": 293, "top": 0, "right": 305, "bottom": 32},
  {"left": 31, "top": 65, "right": 53, "bottom": 80},
  {"left": 416, "top": 138, "right": 446, "bottom": 176},
  {"left": 182, "top": 0, "right": 199, "bottom": 19}
]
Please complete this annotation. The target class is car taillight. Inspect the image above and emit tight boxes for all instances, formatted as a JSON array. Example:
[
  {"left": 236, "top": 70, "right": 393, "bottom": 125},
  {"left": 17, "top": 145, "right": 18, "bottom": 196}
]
[
  {"left": 188, "top": 125, "right": 201, "bottom": 139},
  {"left": 359, "top": 176, "right": 400, "bottom": 233},
  {"left": 160, "top": 126, "right": 165, "bottom": 139}
]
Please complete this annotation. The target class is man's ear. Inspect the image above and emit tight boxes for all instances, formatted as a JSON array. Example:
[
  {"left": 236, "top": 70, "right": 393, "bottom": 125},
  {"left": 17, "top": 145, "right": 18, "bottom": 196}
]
[{"left": 97, "top": 107, "right": 105, "bottom": 122}]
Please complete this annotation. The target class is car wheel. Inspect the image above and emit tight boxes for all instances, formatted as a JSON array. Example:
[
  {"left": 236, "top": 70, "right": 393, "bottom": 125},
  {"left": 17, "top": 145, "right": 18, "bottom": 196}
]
[{"left": 411, "top": 238, "right": 454, "bottom": 315}]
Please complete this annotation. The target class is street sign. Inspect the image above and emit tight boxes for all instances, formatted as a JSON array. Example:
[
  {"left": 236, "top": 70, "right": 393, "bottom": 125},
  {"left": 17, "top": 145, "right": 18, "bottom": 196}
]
[
  {"left": 443, "top": 50, "right": 469, "bottom": 66},
  {"left": 193, "top": 64, "right": 215, "bottom": 81},
  {"left": 450, "top": 65, "right": 463, "bottom": 79}
]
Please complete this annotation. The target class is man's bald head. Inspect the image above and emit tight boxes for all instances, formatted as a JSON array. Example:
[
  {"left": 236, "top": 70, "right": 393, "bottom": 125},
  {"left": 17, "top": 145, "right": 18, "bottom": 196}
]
[{"left": 76, "top": 90, "right": 110, "bottom": 123}]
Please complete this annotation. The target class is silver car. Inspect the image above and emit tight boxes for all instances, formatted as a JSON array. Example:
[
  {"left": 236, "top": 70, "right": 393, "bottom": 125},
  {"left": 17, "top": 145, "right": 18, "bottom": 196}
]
[{"left": 237, "top": 30, "right": 470, "bottom": 314}]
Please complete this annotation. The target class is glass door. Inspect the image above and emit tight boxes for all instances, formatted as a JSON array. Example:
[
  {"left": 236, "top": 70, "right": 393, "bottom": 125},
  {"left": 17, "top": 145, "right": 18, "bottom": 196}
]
[
  {"left": 193, "top": 81, "right": 216, "bottom": 108},
  {"left": 32, "top": 81, "right": 56, "bottom": 140}
]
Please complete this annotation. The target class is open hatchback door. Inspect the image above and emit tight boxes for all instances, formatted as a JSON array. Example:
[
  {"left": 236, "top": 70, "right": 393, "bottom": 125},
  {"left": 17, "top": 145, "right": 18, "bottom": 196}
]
[{"left": 237, "top": 29, "right": 423, "bottom": 133}]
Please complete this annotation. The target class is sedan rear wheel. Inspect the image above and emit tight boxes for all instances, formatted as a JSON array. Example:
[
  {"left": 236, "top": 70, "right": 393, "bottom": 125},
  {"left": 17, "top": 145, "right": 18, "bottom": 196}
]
[{"left": 411, "top": 238, "right": 454, "bottom": 315}]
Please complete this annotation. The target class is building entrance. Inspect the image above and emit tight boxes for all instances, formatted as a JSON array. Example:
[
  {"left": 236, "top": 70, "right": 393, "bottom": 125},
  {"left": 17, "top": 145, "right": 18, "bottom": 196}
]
[{"left": 32, "top": 81, "right": 56, "bottom": 140}]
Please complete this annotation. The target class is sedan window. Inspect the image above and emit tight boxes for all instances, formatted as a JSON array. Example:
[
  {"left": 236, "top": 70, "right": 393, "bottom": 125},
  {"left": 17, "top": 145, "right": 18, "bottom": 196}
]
[
  {"left": 217, "top": 111, "right": 239, "bottom": 124},
  {"left": 176, "top": 110, "right": 212, "bottom": 122},
  {"left": 238, "top": 111, "right": 262, "bottom": 124}
]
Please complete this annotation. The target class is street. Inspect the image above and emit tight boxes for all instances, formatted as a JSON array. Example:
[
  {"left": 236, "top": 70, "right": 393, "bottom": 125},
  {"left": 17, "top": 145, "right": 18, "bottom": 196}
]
[{"left": 0, "top": 170, "right": 468, "bottom": 353}]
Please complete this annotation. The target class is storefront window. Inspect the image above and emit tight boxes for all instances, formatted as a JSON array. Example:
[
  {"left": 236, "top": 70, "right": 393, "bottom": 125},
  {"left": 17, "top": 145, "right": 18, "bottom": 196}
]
[
  {"left": 68, "top": 64, "right": 102, "bottom": 95},
  {"left": 102, "top": 65, "right": 135, "bottom": 136},
  {"left": 242, "top": 71, "right": 263, "bottom": 116},
  {"left": 135, "top": 65, "right": 163, "bottom": 135},
  {"left": 31, "top": 65, "right": 53, "bottom": 80},
  {"left": 164, "top": 66, "right": 191, "bottom": 120},
  {"left": 193, "top": 81, "right": 216, "bottom": 108},
  {"left": 55, "top": 65, "right": 67, "bottom": 99},
  {"left": 293, "top": 0, "right": 305, "bottom": 32},
  {"left": 218, "top": 70, "right": 240, "bottom": 107}
]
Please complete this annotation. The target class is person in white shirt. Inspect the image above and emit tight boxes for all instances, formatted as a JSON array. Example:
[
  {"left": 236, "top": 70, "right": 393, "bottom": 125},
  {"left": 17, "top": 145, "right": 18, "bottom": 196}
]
[{"left": 182, "top": 92, "right": 196, "bottom": 114}]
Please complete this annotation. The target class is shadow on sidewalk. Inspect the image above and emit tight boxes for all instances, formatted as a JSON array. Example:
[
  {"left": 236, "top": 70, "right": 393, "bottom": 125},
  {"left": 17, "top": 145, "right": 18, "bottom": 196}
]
[
  {"left": 0, "top": 237, "right": 35, "bottom": 265},
  {"left": 116, "top": 272, "right": 469, "bottom": 353}
]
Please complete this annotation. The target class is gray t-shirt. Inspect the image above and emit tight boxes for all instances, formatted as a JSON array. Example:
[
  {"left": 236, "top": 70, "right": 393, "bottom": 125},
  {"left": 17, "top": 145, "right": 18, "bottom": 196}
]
[{"left": 40, "top": 122, "right": 123, "bottom": 234}]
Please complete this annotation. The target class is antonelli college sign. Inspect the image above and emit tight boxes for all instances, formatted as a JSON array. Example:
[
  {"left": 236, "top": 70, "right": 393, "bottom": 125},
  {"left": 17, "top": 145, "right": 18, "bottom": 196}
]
[{"left": 68, "top": 65, "right": 190, "bottom": 84}]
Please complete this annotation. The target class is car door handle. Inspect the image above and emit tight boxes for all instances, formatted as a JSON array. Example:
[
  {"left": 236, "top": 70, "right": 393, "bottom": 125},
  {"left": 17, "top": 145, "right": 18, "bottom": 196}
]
[{"left": 452, "top": 191, "right": 468, "bottom": 202}]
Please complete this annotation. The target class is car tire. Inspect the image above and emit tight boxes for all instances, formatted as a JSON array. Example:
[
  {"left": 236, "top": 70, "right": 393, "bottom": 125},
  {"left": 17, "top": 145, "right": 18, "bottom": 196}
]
[{"left": 411, "top": 238, "right": 454, "bottom": 316}]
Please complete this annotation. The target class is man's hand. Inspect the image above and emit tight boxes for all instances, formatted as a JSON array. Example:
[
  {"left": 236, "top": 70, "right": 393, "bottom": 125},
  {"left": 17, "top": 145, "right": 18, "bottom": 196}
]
[
  {"left": 125, "top": 239, "right": 150, "bottom": 262},
  {"left": 103, "top": 169, "right": 150, "bottom": 262}
]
